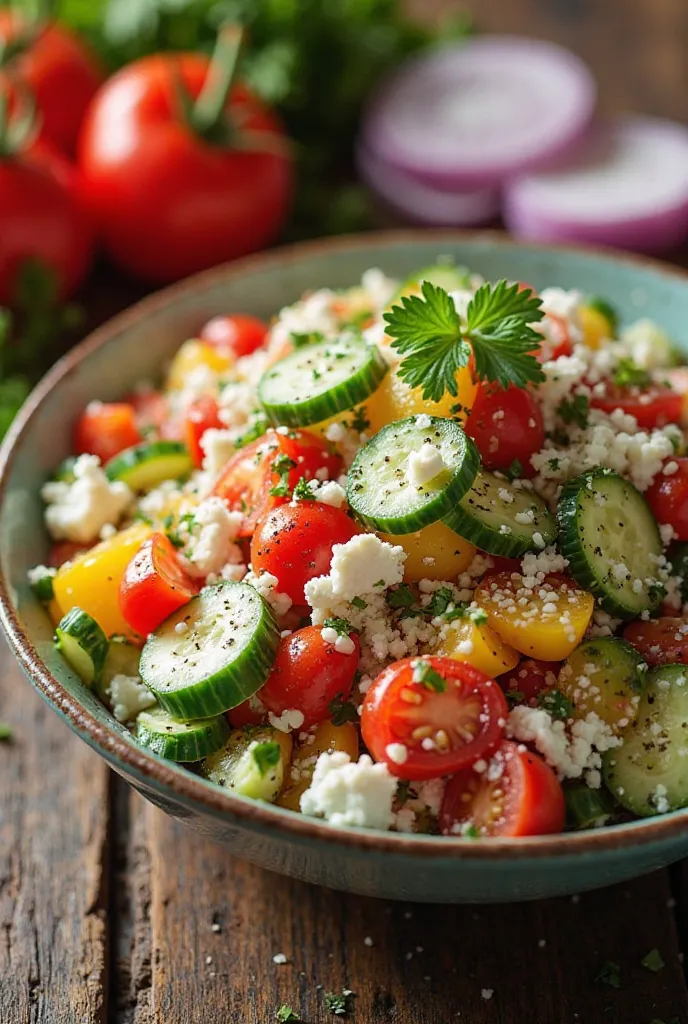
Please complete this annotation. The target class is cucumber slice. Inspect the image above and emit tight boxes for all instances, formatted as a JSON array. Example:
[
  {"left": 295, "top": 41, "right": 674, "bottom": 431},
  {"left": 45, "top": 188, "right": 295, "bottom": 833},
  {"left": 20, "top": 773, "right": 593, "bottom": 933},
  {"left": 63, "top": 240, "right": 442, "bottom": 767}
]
[
  {"left": 55, "top": 607, "right": 109, "bottom": 686},
  {"left": 139, "top": 581, "right": 279, "bottom": 718},
  {"left": 603, "top": 663, "right": 688, "bottom": 816},
  {"left": 28, "top": 565, "right": 56, "bottom": 603},
  {"left": 95, "top": 636, "right": 141, "bottom": 704},
  {"left": 203, "top": 727, "right": 291, "bottom": 801},
  {"left": 395, "top": 263, "right": 472, "bottom": 300},
  {"left": 258, "top": 335, "right": 388, "bottom": 428},
  {"left": 557, "top": 469, "right": 664, "bottom": 618},
  {"left": 136, "top": 705, "right": 229, "bottom": 762},
  {"left": 105, "top": 441, "right": 192, "bottom": 491},
  {"left": 559, "top": 637, "right": 646, "bottom": 732},
  {"left": 53, "top": 455, "right": 77, "bottom": 483},
  {"left": 346, "top": 416, "right": 479, "bottom": 533},
  {"left": 443, "top": 469, "right": 557, "bottom": 557},
  {"left": 564, "top": 781, "right": 616, "bottom": 829},
  {"left": 583, "top": 296, "right": 619, "bottom": 334}
]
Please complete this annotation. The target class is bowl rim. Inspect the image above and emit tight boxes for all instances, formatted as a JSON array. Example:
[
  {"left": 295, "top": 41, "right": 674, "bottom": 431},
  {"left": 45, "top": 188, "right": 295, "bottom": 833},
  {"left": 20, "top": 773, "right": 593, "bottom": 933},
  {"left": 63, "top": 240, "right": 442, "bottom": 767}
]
[{"left": 2, "top": 226, "right": 688, "bottom": 860}]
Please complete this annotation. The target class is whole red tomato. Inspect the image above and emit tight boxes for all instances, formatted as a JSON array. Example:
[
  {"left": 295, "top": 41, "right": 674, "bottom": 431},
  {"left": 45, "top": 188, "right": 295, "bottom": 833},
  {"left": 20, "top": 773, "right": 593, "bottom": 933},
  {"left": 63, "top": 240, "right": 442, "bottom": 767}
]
[
  {"left": 464, "top": 383, "right": 544, "bottom": 478},
  {"left": 78, "top": 26, "right": 292, "bottom": 283},
  {"left": 0, "top": 11, "right": 103, "bottom": 156},
  {"left": 0, "top": 138, "right": 93, "bottom": 304}
]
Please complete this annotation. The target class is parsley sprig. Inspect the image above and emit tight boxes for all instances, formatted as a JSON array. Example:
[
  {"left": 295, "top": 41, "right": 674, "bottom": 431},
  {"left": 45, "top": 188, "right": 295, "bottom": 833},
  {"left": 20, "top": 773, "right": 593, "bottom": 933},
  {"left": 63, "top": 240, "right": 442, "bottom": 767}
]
[{"left": 384, "top": 280, "right": 545, "bottom": 402}]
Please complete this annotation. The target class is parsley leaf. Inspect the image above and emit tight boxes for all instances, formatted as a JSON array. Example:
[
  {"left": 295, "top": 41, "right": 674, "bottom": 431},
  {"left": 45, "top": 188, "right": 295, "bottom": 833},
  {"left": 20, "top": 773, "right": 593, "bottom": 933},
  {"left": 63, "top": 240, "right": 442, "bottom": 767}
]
[
  {"left": 293, "top": 476, "right": 315, "bottom": 500},
  {"left": 463, "top": 824, "right": 480, "bottom": 839},
  {"left": 426, "top": 586, "right": 454, "bottom": 617},
  {"left": 505, "top": 689, "right": 525, "bottom": 707},
  {"left": 350, "top": 406, "right": 370, "bottom": 433},
  {"left": 613, "top": 357, "right": 652, "bottom": 390},
  {"left": 386, "top": 584, "right": 417, "bottom": 611},
  {"left": 323, "top": 617, "right": 355, "bottom": 637},
  {"left": 396, "top": 780, "right": 419, "bottom": 804},
  {"left": 252, "top": 741, "right": 281, "bottom": 776},
  {"left": 269, "top": 454, "right": 297, "bottom": 497},
  {"left": 329, "top": 693, "right": 359, "bottom": 726},
  {"left": 0, "top": 722, "right": 12, "bottom": 741},
  {"left": 276, "top": 1006, "right": 300, "bottom": 1022},
  {"left": 324, "top": 990, "right": 353, "bottom": 1016},
  {"left": 641, "top": 948, "right": 665, "bottom": 973},
  {"left": 234, "top": 412, "right": 269, "bottom": 449},
  {"left": 595, "top": 961, "right": 621, "bottom": 989},
  {"left": 537, "top": 689, "right": 574, "bottom": 721},
  {"left": 291, "top": 330, "right": 325, "bottom": 348},
  {"left": 557, "top": 393, "right": 589, "bottom": 429},
  {"left": 465, "top": 280, "right": 546, "bottom": 390},
  {"left": 505, "top": 459, "right": 524, "bottom": 481},
  {"left": 350, "top": 596, "right": 367, "bottom": 610},
  {"left": 413, "top": 660, "right": 446, "bottom": 692}
]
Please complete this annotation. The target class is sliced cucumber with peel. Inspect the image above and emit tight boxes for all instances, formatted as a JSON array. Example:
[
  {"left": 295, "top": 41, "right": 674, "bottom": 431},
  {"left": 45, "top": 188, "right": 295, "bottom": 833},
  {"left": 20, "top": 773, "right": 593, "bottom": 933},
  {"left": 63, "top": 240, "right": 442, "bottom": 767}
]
[
  {"left": 443, "top": 469, "right": 557, "bottom": 557},
  {"left": 564, "top": 782, "right": 616, "bottom": 830},
  {"left": 29, "top": 565, "right": 56, "bottom": 603},
  {"left": 139, "top": 581, "right": 279, "bottom": 719},
  {"left": 394, "top": 263, "right": 472, "bottom": 300},
  {"left": 55, "top": 607, "right": 109, "bottom": 686},
  {"left": 346, "top": 415, "right": 479, "bottom": 533},
  {"left": 603, "top": 663, "right": 688, "bottom": 816},
  {"left": 258, "top": 335, "right": 388, "bottom": 427},
  {"left": 559, "top": 637, "right": 646, "bottom": 733},
  {"left": 136, "top": 705, "right": 229, "bottom": 762},
  {"left": 203, "top": 727, "right": 291, "bottom": 801},
  {"left": 105, "top": 440, "right": 192, "bottom": 491},
  {"left": 95, "top": 636, "right": 142, "bottom": 704},
  {"left": 557, "top": 469, "right": 664, "bottom": 618}
]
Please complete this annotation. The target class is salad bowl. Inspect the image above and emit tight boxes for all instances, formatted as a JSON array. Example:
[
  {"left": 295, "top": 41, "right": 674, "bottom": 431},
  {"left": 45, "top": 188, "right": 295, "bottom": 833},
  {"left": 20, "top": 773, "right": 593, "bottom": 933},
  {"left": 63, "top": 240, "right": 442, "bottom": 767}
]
[{"left": 2, "top": 229, "right": 688, "bottom": 903}]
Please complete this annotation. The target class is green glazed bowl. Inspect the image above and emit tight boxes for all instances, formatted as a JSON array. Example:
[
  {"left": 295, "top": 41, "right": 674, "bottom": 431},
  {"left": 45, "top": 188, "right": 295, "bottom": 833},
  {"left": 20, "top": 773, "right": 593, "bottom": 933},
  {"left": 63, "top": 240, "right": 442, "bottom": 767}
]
[{"left": 2, "top": 230, "right": 687, "bottom": 903}]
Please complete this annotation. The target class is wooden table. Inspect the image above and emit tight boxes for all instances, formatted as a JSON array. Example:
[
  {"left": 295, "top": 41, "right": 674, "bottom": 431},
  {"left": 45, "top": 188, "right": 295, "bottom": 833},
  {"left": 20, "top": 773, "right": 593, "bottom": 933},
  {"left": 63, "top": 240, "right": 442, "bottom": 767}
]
[{"left": 2, "top": 1, "right": 688, "bottom": 1020}]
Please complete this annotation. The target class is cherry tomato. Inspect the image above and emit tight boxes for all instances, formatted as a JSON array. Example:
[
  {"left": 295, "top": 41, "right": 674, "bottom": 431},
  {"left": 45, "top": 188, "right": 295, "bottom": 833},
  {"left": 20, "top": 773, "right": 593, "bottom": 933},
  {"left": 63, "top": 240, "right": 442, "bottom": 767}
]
[
  {"left": 590, "top": 383, "right": 683, "bottom": 430},
  {"left": 251, "top": 502, "right": 360, "bottom": 605},
  {"left": 48, "top": 540, "right": 90, "bottom": 568},
  {"left": 646, "top": 458, "right": 688, "bottom": 541},
  {"left": 74, "top": 402, "right": 141, "bottom": 463},
  {"left": 464, "top": 384, "right": 544, "bottom": 478},
  {"left": 623, "top": 617, "right": 688, "bottom": 667},
  {"left": 259, "top": 625, "right": 360, "bottom": 728},
  {"left": 185, "top": 395, "right": 224, "bottom": 469},
  {"left": 214, "top": 429, "right": 342, "bottom": 538},
  {"left": 543, "top": 313, "right": 573, "bottom": 361},
  {"left": 128, "top": 389, "right": 169, "bottom": 433},
  {"left": 361, "top": 656, "right": 508, "bottom": 781},
  {"left": 119, "top": 533, "right": 199, "bottom": 637},
  {"left": 0, "top": 12, "right": 103, "bottom": 156},
  {"left": 78, "top": 28, "right": 292, "bottom": 284},
  {"left": 200, "top": 314, "right": 269, "bottom": 358},
  {"left": 439, "top": 740, "right": 565, "bottom": 837},
  {"left": 228, "top": 691, "right": 268, "bottom": 729},
  {"left": 483, "top": 555, "right": 522, "bottom": 577},
  {"left": 499, "top": 659, "right": 561, "bottom": 705},
  {"left": 0, "top": 139, "right": 93, "bottom": 304}
]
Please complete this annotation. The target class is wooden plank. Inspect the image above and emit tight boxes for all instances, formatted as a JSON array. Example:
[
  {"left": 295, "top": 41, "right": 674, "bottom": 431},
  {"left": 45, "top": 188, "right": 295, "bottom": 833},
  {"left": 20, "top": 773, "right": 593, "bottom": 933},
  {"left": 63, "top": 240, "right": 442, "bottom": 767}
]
[
  {"left": 140, "top": 798, "right": 688, "bottom": 1024},
  {"left": 0, "top": 641, "right": 111, "bottom": 1023}
]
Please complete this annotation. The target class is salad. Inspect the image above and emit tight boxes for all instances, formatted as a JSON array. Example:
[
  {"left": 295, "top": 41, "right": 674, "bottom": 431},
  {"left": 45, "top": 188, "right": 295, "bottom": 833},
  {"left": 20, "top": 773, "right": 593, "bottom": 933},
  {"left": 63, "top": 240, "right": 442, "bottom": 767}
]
[{"left": 30, "top": 261, "right": 688, "bottom": 838}]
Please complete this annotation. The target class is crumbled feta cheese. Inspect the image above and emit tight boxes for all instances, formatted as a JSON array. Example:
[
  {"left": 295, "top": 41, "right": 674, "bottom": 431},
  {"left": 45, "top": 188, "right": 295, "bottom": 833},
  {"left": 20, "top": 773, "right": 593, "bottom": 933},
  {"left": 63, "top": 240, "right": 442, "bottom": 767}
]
[
  {"left": 272, "top": 953, "right": 288, "bottom": 965},
  {"left": 297, "top": 479, "right": 347, "bottom": 508},
  {"left": 325, "top": 422, "right": 346, "bottom": 443},
  {"left": 300, "top": 751, "right": 397, "bottom": 829},
  {"left": 245, "top": 570, "right": 293, "bottom": 617},
  {"left": 27, "top": 564, "right": 56, "bottom": 586},
  {"left": 415, "top": 413, "right": 432, "bottom": 429},
  {"left": 506, "top": 707, "right": 621, "bottom": 786},
  {"left": 406, "top": 443, "right": 445, "bottom": 488},
  {"left": 306, "top": 534, "right": 405, "bottom": 606},
  {"left": 385, "top": 743, "right": 408, "bottom": 765},
  {"left": 200, "top": 428, "right": 235, "bottom": 475},
  {"left": 107, "top": 674, "right": 155, "bottom": 723},
  {"left": 621, "top": 319, "right": 675, "bottom": 370},
  {"left": 42, "top": 455, "right": 132, "bottom": 544},
  {"left": 660, "top": 523, "right": 678, "bottom": 546},
  {"left": 182, "top": 497, "right": 243, "bottom": 578},
  {"left": 268, "top": 708, "right": 305, "bottom": 733},
  {"left": 361, "top": 267, "right": 397, "bottom": 309}
]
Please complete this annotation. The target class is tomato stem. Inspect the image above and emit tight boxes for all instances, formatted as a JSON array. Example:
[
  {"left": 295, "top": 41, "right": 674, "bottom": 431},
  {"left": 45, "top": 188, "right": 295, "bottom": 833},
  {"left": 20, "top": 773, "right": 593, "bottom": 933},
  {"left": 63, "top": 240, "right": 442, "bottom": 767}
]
[
  {"left": 0, "top": 1, "right": 50, "bottom": 69},
  {"left": 193, "top": 23, "right": 243, "bottom": 142},
  {"left": 0, "top": 81, "right": 39, "bottom": 158}
]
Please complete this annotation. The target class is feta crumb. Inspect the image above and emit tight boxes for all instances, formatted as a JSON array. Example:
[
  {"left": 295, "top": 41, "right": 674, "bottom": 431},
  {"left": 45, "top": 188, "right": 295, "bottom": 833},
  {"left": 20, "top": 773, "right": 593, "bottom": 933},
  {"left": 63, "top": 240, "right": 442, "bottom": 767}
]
[
  {"left": 272, "top": 953, "right": 288, "bottom": 964},
  {"left": 506, "top": 706, "right": 621, "bottom": 785},
  {"left": 481, "top": 989, "right": 494, "bottom": 1001},
  {"left": 107, "top": 674, "right": 155, "bottom": 723},
  {"left": 325, "top": 422, "right": 346, "bottom": 443},
  {"left": 42, "top": 454, "right": 132, "bottom": 544},
  {"left": 306, "top": 534, "right": 405, "bottom": 604},
  {"left": 300, "top": 751, "right": 397, "bottom": 829},
  {"left": 200, "top": 428, "right": 235, "bottom": 475},
  {"left": 183, "top": 497, "right": 243, "bottom": 578},
  {"left": 27, "top": 564, "right": 56, "bottom": 586},
  {"left": 268, "top": 709, "right": 305, "bottom": 733},
  {"left": 385, "top": 742, "right": 408, "bottom": 765},
  {"left": 415, "top": 413, "right": 432, "bottom": 429},
  {"left": 406, "top": 443, "right": 445, "bottom": 488},
  {"left": 245, "top": 570, "right": 293, "bottom": 616}
]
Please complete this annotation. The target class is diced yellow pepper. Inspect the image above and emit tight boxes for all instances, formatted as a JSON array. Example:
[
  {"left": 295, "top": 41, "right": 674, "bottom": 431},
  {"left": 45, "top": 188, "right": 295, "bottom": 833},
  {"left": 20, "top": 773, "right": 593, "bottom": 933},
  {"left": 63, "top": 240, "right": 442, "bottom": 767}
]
[
  {"left": 166, "top": 339, "right": 234, "bottom": 391},
  {"left": 434, "top": 616, "right": 519, "bottom": 677},
  {"left": 580, "top": 305, "right": 614, "bottom": 351},
  {"left": 474, "top": 571, "right": 594, "bottom": 662},
  {"left": 277, "top": 721, "right": 359, "bottom": 812},
  {"left": 380, "top": 521, "right": 476, "bottom": 583},
  {"left": 366, "top": 365, "right": 478, "bottom": 436},
  {"left": 52, "top": 523, "right": 152, "bottom": 639}
]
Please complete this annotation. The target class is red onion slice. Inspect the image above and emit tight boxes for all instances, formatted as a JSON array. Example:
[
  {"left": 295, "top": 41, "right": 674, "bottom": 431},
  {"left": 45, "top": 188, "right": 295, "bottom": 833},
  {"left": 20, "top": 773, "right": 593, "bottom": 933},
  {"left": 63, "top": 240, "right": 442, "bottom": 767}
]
[
  {"left": 504, "top": 117, "right": 688, "bottom": 252},
  {"left": 361, "top": 37, "right": 596, "bottom": 188}
]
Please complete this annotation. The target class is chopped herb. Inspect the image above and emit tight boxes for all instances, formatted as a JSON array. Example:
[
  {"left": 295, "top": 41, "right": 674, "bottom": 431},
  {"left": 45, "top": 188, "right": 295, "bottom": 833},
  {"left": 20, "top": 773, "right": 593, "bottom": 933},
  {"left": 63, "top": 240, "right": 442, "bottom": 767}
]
[
  {"left": 413, "top": 659, "right": 446, "bottom": 693},
  {"left": 348, "top": 308, "right": 373, "bottom": 329},
  {"left": 426, "top": 586, "right": 454, "bottom": 617},
  {"left": 386, "top": 583, "right": 417, "bottom": 610},
  {"left": 323, "top": 617, "right": 355, "bottom": 637},
  {"left": 234, "top": 413, "right": 269, "bottom": 449},
  {"left": 469, "top": 608, "right": 488, "bottom": 626},
  {"left": 134, "top": 510, "right": 154, "bottom": 526},
  {"left": 537, "top": 689, "right": 574, "bottom": 721},
  {"left": 445, "top": 604, "right": 468, "bottom": 622},
  {"left": 505, "top": 459, "right": 524, "bottom": 481},
  {"left": 252, "top": 741, "right": 281, "bottom": 776},
  {"left": 613, "top": 357, "right": 652, "bottom": 390},
  {"left": 463, "top": 824, "right": 479, "bottom": 839},
  {"left": 350, "top": 596, "right": 367, "bottom": 610},
  {"left": 0, "top": 722, "right": 12, "bottom": 741},
  {"left": 329, "top": 694, "right": 359, "bottom": 726},
  {"left": 557, "top": 393, "right": 589, "bottom": 429},
  {"left": 396, "top": 780, "right": 419, "bottom": 804},
  {"left": 548, "top": 458, "right": 561, "bottom": 472},
  {"left": 269, "top": 454, "right": 297, "bottom": 497},
  {"left": 595, "top": 961, "right": 621, "bottom": 989},
  {"left": 641, "top": 948, "right": 665, "bottom": 973},
  {"left": 505, "top": 689, "right": 525, "bottom": 707},
  {"left": 276, "top": 1006, "right": 300, "bottom": 1022},
  {"left": 373, "top": 578, "right": 386, "bottom": 588},
  {"left": 324, "top": 990, "right": 352, "bottom": 1016},
  {"left": 450, "top": 401, "right": 464, "bottom": 416},
  {"left": 350, "top": 406, "right": 370, "bottom": 433},
  {"left": 293, "top": 476, "right": 315, "bottom": 500},
  {"left": 291, "top": 330, "right": 325, "bottom": 348}
]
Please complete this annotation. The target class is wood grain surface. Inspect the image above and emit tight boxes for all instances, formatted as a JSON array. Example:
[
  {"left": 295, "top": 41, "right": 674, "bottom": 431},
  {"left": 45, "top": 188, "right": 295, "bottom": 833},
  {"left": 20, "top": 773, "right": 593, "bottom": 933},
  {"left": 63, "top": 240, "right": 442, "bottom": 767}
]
[{"left": 2, "top": 0, "right": 688, "bottom": 1021}]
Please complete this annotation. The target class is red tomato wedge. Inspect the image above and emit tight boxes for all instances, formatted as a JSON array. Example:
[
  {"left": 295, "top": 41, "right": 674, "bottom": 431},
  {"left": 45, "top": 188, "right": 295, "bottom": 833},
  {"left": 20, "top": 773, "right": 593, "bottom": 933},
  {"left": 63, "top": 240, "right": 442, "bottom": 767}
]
[
  {"left": 259, "top": 625, "right": 360, "bottom": 728},
  {"left": 251, "top": 502, "right": 359, "bottom": 606},
  {"left": 623, "top": 617, "right": 688, "bottom": 667},
  {"left": 228, "top": 692, "right": 268, "bottom": 729},
  {"left": 590, "top": 383, "right": 683, "bottom": 430},
  {"left": 119, "top": 533, "right": 199, "bottom": 636},
  {"left": 74, "top": 402, "right": 141, "bottom": 462},
  {"left": 361, "top": 657, "right": 508, "bottom": 781},
  {"left": 499, "top": 659, "right": 561, "bottom": 705},
  {"left": 646, "top": 457, "right": 688, "bottom": 541},
  {"left": 128, "top": 388, "right": 170, "bottom": 433},
  {"left": 200, "top": 314, "right": 269, "bottom": 358},
  {"left": 464, "top": 383, "right": 543, "bottom": 478},
  {"left": 185, "top": 395, "right": 224, "bottom": 468},
  {"left": 439, "top": 740, "right": 565, "bottom": 837}
]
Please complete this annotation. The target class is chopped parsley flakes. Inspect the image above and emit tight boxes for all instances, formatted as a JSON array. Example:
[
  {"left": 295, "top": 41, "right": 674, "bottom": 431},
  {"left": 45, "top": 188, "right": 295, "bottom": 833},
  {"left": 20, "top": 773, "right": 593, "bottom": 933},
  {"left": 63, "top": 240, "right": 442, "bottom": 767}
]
[
  {"left": 276, "top": 1006, "right": 300, "bottom": 1022},
  {"left": 252, "top": 741, "right": 281, "bottom": 776},
  {"left": 595, "top": 961, "right": 621, "bottom": 989},
  {"left": 640, "top": 948, "right": 665, "bottom": 973},
  {"left": 329, "top": 694, "right": 359, "bottom": 726},
  {"left": 413, "top": 660, "right": 446, "bottom": 693}
]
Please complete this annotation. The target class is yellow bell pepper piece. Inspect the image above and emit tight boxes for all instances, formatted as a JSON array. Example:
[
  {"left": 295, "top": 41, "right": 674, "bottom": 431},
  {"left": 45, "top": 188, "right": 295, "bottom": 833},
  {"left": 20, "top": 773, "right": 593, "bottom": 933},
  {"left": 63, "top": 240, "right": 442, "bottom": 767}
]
[
  {"left": 434, "top": 615, "right": 519, "bottom": 677},
  {"left": 366, "top": 365, "right": 478, "bottom": 435},
  {"left": 277, "top": 720, "right": 359, "bottom": 812},
  {"left": 380, "top": 521, "right": 476, "bottom": 583},
  {"left": 166, "top": 339, "right": 234, "bottom": 391},
  {"left": 580, "top": 305, "right": 614, "bottom": 351},
  {"left": 52, "top": 523, "right": 152, "bottom": 639},
  {"left": 475, "top": 571, "right": 594, "bottom": 662}
]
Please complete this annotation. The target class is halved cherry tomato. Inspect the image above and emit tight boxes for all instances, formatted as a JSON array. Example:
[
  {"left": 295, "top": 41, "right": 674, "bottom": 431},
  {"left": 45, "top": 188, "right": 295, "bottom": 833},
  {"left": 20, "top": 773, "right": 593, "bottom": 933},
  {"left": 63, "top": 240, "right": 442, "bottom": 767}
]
[
  {"left": 48, "top": 540, "right": 90, "bottom": 568},
  {"left": 259, "top": 625, "right": 360, "bottom": 728},
  {"left": 200, "top": 314, "right": 269, "bottom": 358},
  {"left": 646, "top": 458, "right": 688, "bottom": 540},
  {"left": 127, "top": 388, "right": 169, "bottom": 433},
  {"left": 251, "top": 502, "right": 360, "bottom": 605},
  {"left": 361, "top": 656, "right": 508, "bottom": 781},
  {"left": 214, "top": 429, "right": 342, "bottom": 538},
  {"left": 228, "top": 691, "right": 268, "bottom": 729},
  {"left": 185, "top": 395, "right": 224, "bottom": 468},
  {"left": 544, "top": 313, "right": 573, "bottom": 361},
  {"left": 439, "top": 740, "right": 565, "bottom": 837},
  {"left": 623, "top": 617, "right": 688, "bottom": 667},
  {"left": 464, "top": 384, "right": 544, "bottom": 478},
  {"left": 590, "top": 383, "right": 683, "bottom": 430},
  {"left": 119, "top": 532, "right": 199, "bottom": 636},
  {"left": 483, "top": 555, "right": 522, "bottom": 577},
  {"left": 74, "top": 402, "right": 141, "bottom": 463},
  {"left": 499, "top": 659, "right": 561, "bottom": 704}
]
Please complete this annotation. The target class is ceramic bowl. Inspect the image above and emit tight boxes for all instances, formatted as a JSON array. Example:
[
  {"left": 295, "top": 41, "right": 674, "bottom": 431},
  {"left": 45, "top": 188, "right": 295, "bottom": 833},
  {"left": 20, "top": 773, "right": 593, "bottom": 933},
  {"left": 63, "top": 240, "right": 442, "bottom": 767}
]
[{"left": 2, "top": 231, "right": 688, "bottom": 903}]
